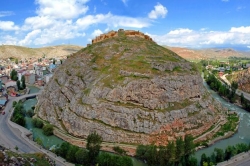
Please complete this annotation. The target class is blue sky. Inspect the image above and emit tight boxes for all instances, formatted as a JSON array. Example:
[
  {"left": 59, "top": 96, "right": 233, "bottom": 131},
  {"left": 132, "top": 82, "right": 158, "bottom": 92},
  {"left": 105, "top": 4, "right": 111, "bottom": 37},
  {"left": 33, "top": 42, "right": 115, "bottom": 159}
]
[{"left": 0, "top": 0, "right": 249, "bottom": 49}]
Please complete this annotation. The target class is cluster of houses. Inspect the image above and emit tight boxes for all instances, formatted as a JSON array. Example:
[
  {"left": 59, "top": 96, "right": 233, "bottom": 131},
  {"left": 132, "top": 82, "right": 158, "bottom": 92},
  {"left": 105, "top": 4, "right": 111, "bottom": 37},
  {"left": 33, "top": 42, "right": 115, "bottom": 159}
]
[
  {"left": 205, "top": 61, "right": 250, "bottom": 77},
  {"left": 0, "top": 57, "right": 64, "bottom": 111}
]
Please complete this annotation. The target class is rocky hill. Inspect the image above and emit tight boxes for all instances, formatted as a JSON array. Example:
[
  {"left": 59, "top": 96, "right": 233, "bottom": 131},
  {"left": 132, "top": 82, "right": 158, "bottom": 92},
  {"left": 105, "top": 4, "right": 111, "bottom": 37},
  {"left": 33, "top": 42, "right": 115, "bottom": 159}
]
[
  {"left": 36, "top": 29, "right": 227, "bottom": 146},
  {"left": 227, "top": 68, "right": 250, "bottom": 93},
  {"left": 0, "top": 45, "right": 82, "bottom": 59}
]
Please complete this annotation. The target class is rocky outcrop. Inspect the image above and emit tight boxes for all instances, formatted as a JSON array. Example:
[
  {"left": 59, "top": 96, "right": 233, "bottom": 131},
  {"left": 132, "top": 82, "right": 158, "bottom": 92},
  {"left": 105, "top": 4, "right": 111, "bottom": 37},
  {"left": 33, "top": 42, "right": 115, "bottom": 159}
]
[
  {"left": 91, "top": 29, "right": 153, "bottom": 44},
  {"left": 230, "top": 68, "right": 250, "bottom": 93},
  {"left": 37, "top": 30, "right": 228, "bottom": 146}
]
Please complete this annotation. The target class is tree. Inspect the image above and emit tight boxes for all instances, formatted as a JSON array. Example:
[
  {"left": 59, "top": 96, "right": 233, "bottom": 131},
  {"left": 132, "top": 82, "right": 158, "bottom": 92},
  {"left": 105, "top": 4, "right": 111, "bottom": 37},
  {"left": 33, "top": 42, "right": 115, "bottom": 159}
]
[
  {"left": 42, "top": 124, "right": 54, "bottom": 136},
  {"left": 10, "top": 69, "right": 18, "bottom": 81},
  {"left": 12, "top": 101, "right": 17, "bottom": 107},
  {"left": 13, "top": 75, "right": 18, "bottom": 81},
  {"left": 158, "top": 146, "right": 167, "bottom": 166},
  {"left": 175, "top": 137, "right": 184, "bottom": 165},
  {"left": 75, "top": 148, "right": 89, "bottom": 165},
  {"left": 144, "top": 145, "right": 158, "bottom": 166},
  {"left": 97, "top": 153, "right": 133, "bottom": 166},
  {"left": 166, "top": 141, "right": 176, "bottom": 166},
  {"left": 32, "top": 118, "right": 44, "bottom": 128},
  {"left": 231, "top": 81, "right": 238, "bottom": 90},
  {"left": 210, "top": 152, "right": 216, "bottom": 164},
  {"left": 26, "top": 109, "right": 34, "bottom": 117},
  {"left": 97, "top": 153, "right": 112, "bottom": 166},
  {"left": 21, "top": 75, "right": 26, "bottom": 89},
  {"left": 13, "top": 114, "right": 25, "bottom": 126},
  {"left": 113, "top": 146, "right": 126, "bottom": 155},
  {"left": 53, "top": 59, "right": 56, "bottom": 65},
  {"left": 55, "top": 142, "right": 70, "bottom": 158},
  {"left": 224, "top": 146, "right": 235, "bottom": 160},
  {"left": 200, "top": 153, "right": 208, "bottom": 166},
  {"left": 214, "top": 148, "right": 224, "bottom": 163},
  {"left": 184, "top": 135, "right": 195, "bottom": 164},
  {"left": 15, "top": 59, "right": 18, "bottom": 64},
  {"left": 240, "top": 93, "right": 246, "bottom": 105},
  {"left": 186, "top": 156, "right": 197, "bottom": 166},
  {"left": 16, "top": 80, "right": 21, "bottom": 90},
  {"left": 86, "top": 131, "right": 102, "bottom": 163},
  {"left": 136, "top": 145, "right": 148, "bottom": 160},
  {"left": 66, "top": 145, "right": 79, "bottom": 163}
]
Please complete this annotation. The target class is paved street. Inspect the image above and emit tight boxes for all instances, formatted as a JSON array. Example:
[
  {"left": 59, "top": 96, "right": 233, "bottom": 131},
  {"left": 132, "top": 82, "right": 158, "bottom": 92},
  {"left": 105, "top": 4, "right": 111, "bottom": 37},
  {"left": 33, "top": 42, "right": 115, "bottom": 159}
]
[
  {"left": 0, "top": 93, "right": 39, "bottom": 152},
  {"left": 0, "top": 92, "right": 73, "bottom": 166},
  {"left": 220, "top": 74, "right": 250, "bottom": 101}
]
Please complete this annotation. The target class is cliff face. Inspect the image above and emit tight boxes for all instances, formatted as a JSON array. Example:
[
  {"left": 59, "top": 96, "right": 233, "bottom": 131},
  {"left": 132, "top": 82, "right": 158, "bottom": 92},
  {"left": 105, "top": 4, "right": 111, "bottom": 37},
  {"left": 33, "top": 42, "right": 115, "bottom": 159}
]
[
  {"left": 36, "top": 30, "right": 227, "bottom": 145},
  {"left": 230, "top": 68, "right": 250, "bottom": 93}
]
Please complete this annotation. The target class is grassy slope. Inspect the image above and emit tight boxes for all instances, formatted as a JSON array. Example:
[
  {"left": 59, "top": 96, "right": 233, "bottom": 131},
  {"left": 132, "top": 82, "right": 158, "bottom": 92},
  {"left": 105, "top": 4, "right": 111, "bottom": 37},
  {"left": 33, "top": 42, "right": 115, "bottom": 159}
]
[{"left": 75, "top": 33, "right": 197, "bottom": 88}]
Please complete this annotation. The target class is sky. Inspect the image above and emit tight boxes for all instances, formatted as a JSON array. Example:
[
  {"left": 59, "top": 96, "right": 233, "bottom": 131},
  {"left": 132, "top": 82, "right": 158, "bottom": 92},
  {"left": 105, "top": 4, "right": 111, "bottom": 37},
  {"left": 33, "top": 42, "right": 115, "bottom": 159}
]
[{"left": 0, "top": 0, "right": 250, "bottom": 50}]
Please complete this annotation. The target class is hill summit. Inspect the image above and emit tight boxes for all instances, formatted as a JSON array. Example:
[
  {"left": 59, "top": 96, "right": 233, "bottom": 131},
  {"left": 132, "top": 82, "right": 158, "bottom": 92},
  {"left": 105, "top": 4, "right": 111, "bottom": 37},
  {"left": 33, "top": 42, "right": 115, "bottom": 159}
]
[{"left": 36, "top": 29, "right": 227, "bottom": 146}]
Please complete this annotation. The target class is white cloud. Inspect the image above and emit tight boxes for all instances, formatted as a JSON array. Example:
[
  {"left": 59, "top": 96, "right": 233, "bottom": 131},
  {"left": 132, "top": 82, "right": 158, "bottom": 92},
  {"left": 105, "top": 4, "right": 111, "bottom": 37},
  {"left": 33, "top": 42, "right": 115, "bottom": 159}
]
[
  {"left": 0, "top": 35, "right": 18, "bottom": 45},
  {"left": 148, "top": 3, "right": 168, "bottom": 19},
  {"left": 0, "top": 11, "right": 14, "bottom": 17},
  {"left": 168, "top": 28, "right": 193, "bottom": 35},
  {"left": 22, "top": 16, "right": 54, "bottom": 30},
  {"left": 19, "top": 29, "right": 41, "bottom": 45},
  {"left": 0, "top": 21, "right": 19, "bottom": 31},
  {"left": 230, "top": 26, "right": 250, "bottom": 33},
  {"left": 35, "top": 0, "right": 89, "bottom": 19},
  {"left": 76, "top": 13, "right": 150, "bottom": 29},
  {"left": 121, "top": 0, "right": 128, "bottom": 6},
  {"left": 149, "top": 26, "right": 250, "bottom": 48},
  {"left": 91, "top": 29, "right": 103, "bottom": 37}
]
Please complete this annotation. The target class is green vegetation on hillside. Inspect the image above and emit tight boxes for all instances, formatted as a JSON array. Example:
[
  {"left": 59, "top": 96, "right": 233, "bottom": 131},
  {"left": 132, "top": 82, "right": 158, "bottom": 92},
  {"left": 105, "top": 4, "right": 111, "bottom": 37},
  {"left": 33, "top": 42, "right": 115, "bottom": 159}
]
[
  {"left": 76, "top": 35, "right": 197, "bottom": 89},
  {"left": 135, "top": 135, "right": 196, "bottom": 166},
  {"left": 200, "top": 142, "right": 250, "bottom": 166},
  {"left": 55, "top": 132, "right": 133, "bottom": 166}
]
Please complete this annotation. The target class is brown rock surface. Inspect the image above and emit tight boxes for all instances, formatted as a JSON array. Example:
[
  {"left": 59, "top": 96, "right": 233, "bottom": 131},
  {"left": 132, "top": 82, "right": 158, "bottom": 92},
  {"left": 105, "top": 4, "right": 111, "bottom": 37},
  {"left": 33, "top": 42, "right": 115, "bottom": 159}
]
[
  {"left": 36, "top": 30, "right": 228, "bottom": 145},
  {"left": 229, "top": 68, "right": 250, "bottom": 93}
]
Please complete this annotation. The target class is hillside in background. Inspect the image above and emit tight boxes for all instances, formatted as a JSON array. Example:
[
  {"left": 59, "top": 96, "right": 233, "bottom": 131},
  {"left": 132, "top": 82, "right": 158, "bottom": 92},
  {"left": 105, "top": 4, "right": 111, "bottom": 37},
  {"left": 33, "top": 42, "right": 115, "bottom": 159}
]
[
  {"left": 1, "top": 44, "right": 249, "bottom": 62},
  {"left": 0, "top": 45, "right": 83, "bottom": 59},
  {"left": 168, "top": 47, "right": 250, "bottom": 61}
]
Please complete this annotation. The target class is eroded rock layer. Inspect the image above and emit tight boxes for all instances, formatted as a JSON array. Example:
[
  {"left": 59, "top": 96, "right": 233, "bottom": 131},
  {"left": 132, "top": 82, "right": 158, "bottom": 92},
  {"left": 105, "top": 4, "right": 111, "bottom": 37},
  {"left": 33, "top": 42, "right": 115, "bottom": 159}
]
[{"left": 36, "top": 30, "right": 227, "bottom": 145}]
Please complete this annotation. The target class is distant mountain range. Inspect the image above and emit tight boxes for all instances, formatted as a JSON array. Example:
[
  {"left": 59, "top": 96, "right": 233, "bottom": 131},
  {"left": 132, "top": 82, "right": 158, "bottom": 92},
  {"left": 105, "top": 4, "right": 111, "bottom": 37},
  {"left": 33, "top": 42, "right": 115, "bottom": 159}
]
[
  {"left": 167, "top": 46, "right": 250, "bottom": 61},
  {"left": 0, "top": 44, "right": 249, "bottom": 61}
]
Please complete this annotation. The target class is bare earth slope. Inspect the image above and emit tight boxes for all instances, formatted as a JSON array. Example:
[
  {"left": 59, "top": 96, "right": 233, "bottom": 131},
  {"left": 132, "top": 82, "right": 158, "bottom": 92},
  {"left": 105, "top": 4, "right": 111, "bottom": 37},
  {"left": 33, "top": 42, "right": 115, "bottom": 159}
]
[
  {"left": 0, "top": 45, "right": 83, "bottom": 59},
  {"left": 36, "top": 30, "right": 227, "bottom": 145}
]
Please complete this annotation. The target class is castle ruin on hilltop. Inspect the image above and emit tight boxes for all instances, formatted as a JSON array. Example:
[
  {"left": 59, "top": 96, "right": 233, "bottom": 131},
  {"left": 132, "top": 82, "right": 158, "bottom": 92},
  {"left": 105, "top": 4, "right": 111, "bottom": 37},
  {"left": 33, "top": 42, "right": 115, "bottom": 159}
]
[{"left": 91, "top": 29, "right": 154, "bottom": 45}]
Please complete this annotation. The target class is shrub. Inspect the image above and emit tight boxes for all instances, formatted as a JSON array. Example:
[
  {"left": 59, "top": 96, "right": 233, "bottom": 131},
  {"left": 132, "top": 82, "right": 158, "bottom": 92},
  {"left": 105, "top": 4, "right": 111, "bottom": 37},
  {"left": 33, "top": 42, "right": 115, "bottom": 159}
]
[
  {"left": 42, "top": 124, "right": 54, "bottom": 136},
  {"left": 26, "top": 109, "right": 34, "bottom": 117},
  {"left": 113, "top": 146, "right": 126, "bottom": 155},
  {"left": 32, "top": 118, "right": 44, "bottom": 128}
]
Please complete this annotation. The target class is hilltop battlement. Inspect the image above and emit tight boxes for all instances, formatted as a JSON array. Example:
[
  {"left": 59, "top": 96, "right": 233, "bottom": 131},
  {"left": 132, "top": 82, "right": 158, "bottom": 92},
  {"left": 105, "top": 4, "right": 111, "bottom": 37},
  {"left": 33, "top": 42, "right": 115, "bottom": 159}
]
[{"left": 91, "top": 29, "right": 154, "bottom": 44}]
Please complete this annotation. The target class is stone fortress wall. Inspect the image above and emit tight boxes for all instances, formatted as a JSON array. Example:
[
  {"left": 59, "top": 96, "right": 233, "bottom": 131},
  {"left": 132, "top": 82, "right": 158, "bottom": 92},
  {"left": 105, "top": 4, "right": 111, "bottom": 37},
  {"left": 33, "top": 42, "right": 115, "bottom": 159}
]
[{"left": 91, "top": 29, "right": 154, "bottom": 45}]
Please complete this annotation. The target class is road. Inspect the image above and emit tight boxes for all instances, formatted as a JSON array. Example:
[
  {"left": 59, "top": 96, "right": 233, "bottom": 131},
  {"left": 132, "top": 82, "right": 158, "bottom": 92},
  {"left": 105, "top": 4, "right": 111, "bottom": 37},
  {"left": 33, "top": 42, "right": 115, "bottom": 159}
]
[
  {"left": 0, "top": 93, "right": 40, "bottom": 152},
  {"left": 0, "top": 92, "right": 72, "bottom": 166},
  {"left": 220, "top": 74, "right": 250, "bottom": 101}
]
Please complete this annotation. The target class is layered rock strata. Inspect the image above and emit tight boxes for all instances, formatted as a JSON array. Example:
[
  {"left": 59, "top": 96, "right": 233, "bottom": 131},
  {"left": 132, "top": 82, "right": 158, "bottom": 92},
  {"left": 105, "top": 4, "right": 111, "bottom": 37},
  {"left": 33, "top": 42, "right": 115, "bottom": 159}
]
[{"left": 37, "top": 30, "right": 228, "bottom": 145}]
